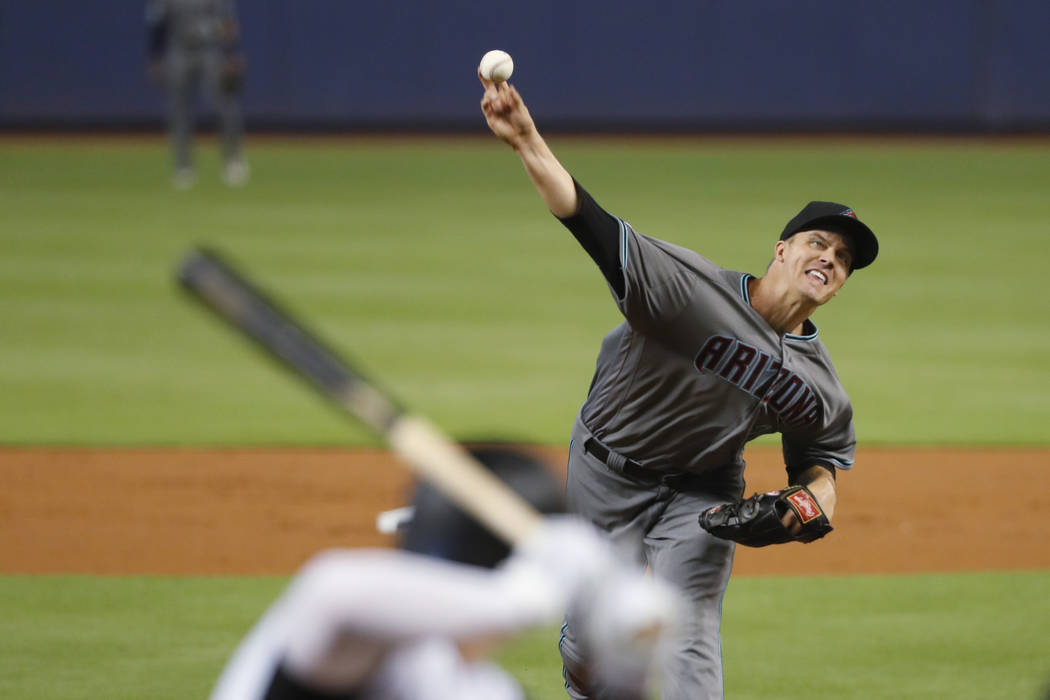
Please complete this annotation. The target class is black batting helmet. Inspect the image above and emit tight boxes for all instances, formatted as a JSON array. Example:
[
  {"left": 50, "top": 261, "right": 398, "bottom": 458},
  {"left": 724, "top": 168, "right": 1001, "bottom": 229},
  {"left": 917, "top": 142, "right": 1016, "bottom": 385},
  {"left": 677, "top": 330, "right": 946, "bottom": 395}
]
[{"left": 398, "top": 444, "right": 566, "bottom": 568}]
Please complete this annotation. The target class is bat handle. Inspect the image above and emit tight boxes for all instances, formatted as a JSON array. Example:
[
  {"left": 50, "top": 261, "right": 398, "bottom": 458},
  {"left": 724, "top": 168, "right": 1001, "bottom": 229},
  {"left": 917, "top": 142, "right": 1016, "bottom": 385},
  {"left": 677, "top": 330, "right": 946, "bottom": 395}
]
[{"left": 388, "top": 415, "right": 544, "bottom": 546}]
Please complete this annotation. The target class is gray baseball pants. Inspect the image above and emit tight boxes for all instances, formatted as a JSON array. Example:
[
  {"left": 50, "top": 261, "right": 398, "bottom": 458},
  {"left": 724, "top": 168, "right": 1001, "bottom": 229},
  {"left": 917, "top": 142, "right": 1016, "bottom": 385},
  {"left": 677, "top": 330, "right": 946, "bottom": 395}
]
[
  {"left": 165, "top": 47, "right": 243, "bottom": 171},
  {"left": 559, "top": 417, "right": 744, "bottom": 700}
]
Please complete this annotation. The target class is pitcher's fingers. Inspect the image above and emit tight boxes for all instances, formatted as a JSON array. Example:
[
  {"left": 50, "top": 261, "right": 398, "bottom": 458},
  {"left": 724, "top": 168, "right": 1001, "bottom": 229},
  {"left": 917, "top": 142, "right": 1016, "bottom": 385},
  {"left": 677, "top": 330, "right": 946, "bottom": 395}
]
[
  {"left": 505, "top": 84, "right": 524, "bottom": 108},
  {"left": 493, "top": 82, "right": 517, "bottom": 111},
  {"left": 480, "top": 88, "right": 502, "bottom": 116},
  {"left": 483, "top": 85, "right": 513, "bottom": 115}
]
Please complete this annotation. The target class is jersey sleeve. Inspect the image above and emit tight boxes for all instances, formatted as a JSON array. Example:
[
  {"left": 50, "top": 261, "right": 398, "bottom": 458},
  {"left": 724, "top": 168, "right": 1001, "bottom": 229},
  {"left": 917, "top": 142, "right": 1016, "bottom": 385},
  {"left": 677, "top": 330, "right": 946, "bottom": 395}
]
[
  {"left": 557, "top": 180, "right": 714, "bottom": 330},
  {"left": 781, "top": 396, "right": 856, "bottom": 477},
  {"left": 557, "top": 179, "right": 626, "bottom": 297},
  {"left": 222, "top": 0, "right": 240, "bottom": 32},
  {"left": 145, "top": 0, "right": 169, "bottom": 59}
]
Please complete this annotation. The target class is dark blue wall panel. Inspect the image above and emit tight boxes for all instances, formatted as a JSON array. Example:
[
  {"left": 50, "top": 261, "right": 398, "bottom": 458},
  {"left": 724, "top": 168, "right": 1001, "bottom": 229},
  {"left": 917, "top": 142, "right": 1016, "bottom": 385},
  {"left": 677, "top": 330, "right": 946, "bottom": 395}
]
[{"left": 1, "top": 1, "right": 1047, "bottom": 130}]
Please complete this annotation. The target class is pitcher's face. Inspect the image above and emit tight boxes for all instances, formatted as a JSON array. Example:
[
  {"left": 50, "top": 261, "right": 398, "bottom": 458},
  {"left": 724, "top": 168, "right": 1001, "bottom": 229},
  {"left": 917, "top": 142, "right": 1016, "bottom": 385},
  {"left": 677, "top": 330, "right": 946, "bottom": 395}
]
[{"left": 777, "top": 230, "right": 853, "bottom": 305}]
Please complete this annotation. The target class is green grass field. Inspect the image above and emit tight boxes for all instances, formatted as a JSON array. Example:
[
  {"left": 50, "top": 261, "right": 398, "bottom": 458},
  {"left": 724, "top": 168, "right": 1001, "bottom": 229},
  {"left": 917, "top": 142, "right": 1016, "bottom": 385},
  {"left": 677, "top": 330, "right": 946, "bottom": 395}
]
[
  {"left": 2, "top": 572, "right": 1047, "bottom": 699},
  {"left": 2, "top": 137, "right": 1048, "bottom": 446},
  {"left": 2, "top": 136, "right": 1048, "bottom": 698}
]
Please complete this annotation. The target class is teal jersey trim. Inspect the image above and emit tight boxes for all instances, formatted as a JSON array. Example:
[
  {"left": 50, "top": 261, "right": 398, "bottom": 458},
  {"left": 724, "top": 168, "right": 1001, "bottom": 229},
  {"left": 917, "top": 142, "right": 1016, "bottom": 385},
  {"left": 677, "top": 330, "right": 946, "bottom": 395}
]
[
  {"left": 618, "top": 218, "right": 630, "bottom": 268},
  {"left": 739, "top": 273, "right": 821, "bottom": 343}
]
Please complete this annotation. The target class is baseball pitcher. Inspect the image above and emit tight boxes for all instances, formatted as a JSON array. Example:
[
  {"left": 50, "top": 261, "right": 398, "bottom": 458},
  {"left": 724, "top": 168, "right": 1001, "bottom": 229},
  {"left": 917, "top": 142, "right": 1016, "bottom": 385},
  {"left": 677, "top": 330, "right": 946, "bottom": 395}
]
[{"left": 479, "top": 72, "right": 878, "bottom": 700}]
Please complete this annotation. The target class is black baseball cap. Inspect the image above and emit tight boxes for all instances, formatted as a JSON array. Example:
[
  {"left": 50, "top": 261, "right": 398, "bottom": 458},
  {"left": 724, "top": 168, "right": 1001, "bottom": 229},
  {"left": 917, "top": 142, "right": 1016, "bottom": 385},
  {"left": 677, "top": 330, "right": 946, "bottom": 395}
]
[{"left": 780, "top": 201, "right": 878, "bottom": 270}]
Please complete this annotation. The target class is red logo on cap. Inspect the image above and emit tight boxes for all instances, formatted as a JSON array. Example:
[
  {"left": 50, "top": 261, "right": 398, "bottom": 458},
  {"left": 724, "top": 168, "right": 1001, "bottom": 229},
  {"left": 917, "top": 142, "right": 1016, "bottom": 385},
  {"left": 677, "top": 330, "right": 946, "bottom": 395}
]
[{"left": 841, "top": 208, "right": 857, "bottom": 218}]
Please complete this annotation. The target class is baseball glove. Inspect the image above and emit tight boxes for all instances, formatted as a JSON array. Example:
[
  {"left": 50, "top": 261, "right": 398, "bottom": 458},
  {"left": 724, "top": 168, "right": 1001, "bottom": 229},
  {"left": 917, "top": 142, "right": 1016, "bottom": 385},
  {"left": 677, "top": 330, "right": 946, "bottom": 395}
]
[
  {"left": 698, "top": 485, "right": 832, "bottom": 547},
  {"left": 220, "top": 54, "right": 246, "bottom": 95}
]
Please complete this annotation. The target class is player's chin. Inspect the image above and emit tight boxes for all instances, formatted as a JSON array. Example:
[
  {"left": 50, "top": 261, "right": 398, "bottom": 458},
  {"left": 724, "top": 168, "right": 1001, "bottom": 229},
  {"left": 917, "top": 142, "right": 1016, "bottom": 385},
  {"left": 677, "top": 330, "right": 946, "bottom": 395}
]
[
  {"left": 802, "top": 274, "right": 844, "bottom": 302},
  {"left": 799, "top": 284, "right": 837, "bottom": 307}
]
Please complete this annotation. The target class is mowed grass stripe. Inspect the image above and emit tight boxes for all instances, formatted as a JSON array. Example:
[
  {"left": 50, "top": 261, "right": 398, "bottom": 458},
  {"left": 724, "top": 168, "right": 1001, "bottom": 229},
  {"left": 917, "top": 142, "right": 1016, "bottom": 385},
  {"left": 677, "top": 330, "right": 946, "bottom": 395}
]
[{"left": 2, "top": 138, "right": 1047, "bottom": 445}]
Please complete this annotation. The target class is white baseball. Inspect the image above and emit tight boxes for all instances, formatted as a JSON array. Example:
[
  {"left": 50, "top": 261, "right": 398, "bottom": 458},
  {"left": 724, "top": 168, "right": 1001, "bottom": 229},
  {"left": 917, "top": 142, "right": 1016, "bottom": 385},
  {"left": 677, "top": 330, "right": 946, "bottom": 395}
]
[{"left": 479, "top": 49, "right": 514, "bottom": 82}]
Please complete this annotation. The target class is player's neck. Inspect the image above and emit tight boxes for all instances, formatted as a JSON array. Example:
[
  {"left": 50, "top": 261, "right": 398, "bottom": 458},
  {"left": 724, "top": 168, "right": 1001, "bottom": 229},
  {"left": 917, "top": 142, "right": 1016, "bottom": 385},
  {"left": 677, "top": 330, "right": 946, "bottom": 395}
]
[{"left": 748, "top": 276, "right": 814, "bottom": 336}]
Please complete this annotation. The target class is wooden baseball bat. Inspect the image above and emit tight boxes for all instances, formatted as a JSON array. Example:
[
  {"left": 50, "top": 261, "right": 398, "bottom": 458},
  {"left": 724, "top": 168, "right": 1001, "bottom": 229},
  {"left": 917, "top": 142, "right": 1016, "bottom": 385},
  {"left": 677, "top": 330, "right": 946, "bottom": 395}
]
[{"left": 176, "top": 247, "right": 542, "bottom": 545}]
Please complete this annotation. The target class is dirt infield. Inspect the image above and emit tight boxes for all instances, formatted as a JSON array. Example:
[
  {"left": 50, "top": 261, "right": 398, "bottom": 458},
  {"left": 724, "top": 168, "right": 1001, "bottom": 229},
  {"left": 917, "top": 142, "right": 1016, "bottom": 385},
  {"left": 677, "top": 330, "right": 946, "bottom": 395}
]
[{"left": 2, "top": 446, "right": 1047, "bottom": 576}]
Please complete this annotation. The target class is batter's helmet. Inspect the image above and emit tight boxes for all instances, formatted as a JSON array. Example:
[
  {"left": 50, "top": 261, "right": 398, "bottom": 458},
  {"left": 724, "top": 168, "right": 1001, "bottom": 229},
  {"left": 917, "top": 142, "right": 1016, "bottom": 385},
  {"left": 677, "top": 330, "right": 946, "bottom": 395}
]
[{"left": 399, "top": 444, "right": 566, "bottom": 568}]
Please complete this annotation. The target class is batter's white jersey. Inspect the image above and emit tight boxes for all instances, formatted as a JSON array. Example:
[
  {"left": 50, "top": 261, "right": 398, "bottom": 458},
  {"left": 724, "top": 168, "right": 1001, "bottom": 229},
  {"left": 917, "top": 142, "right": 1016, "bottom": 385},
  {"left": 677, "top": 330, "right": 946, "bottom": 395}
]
[
  {"left": 209, "top": 549, "right": 557, "bottom": 700},
  {"left": 366, "top": 638, "right": 523, "bottom": 700}
]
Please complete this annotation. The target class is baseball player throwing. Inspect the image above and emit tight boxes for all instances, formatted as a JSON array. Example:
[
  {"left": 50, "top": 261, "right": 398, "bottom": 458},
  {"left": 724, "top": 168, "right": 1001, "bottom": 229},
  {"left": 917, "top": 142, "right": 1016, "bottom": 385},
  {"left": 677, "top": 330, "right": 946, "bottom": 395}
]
[{"left": 479, "top": 73, "right": 878, "bottom": 699}]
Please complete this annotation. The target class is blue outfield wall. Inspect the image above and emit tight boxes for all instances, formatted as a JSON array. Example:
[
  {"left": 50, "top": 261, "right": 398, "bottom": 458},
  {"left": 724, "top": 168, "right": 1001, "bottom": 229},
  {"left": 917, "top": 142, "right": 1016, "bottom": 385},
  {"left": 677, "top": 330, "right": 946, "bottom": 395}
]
[{"left": 1, "top": 1, "right": 1049, "bottom": 131}]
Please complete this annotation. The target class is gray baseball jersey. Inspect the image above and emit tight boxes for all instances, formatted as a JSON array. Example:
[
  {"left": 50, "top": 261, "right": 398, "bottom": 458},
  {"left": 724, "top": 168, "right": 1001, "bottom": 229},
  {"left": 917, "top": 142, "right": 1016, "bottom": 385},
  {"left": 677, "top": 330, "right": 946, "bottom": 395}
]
[
  {"left": 582, "top": 221, "right": 856, "bottom": 477},
  {"left": 147, "top": 0, "right": 235, "bottom": 49}
]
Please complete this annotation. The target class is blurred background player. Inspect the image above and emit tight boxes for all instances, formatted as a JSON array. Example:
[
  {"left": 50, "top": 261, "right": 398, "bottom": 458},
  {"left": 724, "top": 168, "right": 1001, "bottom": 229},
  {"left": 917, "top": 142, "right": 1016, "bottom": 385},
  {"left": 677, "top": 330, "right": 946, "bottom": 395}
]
[
  {"left": 146, "top": 0, "right": 248, "bottom": 189},
  {"left": 209, "top": 446, "right": 684, "bottom": 700}
]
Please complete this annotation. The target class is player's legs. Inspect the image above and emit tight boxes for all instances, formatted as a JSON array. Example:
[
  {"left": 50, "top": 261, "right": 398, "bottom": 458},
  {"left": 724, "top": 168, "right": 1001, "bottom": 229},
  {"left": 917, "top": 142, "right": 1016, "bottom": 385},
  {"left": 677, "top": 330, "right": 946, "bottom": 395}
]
[
  {"left": 643, "top": 482, "right": 740, "bottom": 700},
  {"left": 560, "top": 423, "right": 666, "bottom": 699},
  {"left": 166, "top": 49, "right": 196, "bottom": 181},
  {"left": 559, "top": 415, "right": 744, "bottom": 700},
  {"left": 202, "top": 51, "right": 247, "bottom": 184}
]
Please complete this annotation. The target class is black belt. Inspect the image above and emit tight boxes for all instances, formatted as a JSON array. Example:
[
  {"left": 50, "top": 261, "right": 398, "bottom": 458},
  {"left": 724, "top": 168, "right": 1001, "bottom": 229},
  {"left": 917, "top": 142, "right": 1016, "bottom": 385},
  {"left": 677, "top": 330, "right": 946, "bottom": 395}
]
[
  {"left": 583, "top": 437, "right": 660, "bottom": 483},
  {"left": 583, "top": 437, "right": 743, "bottom": 496}
]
